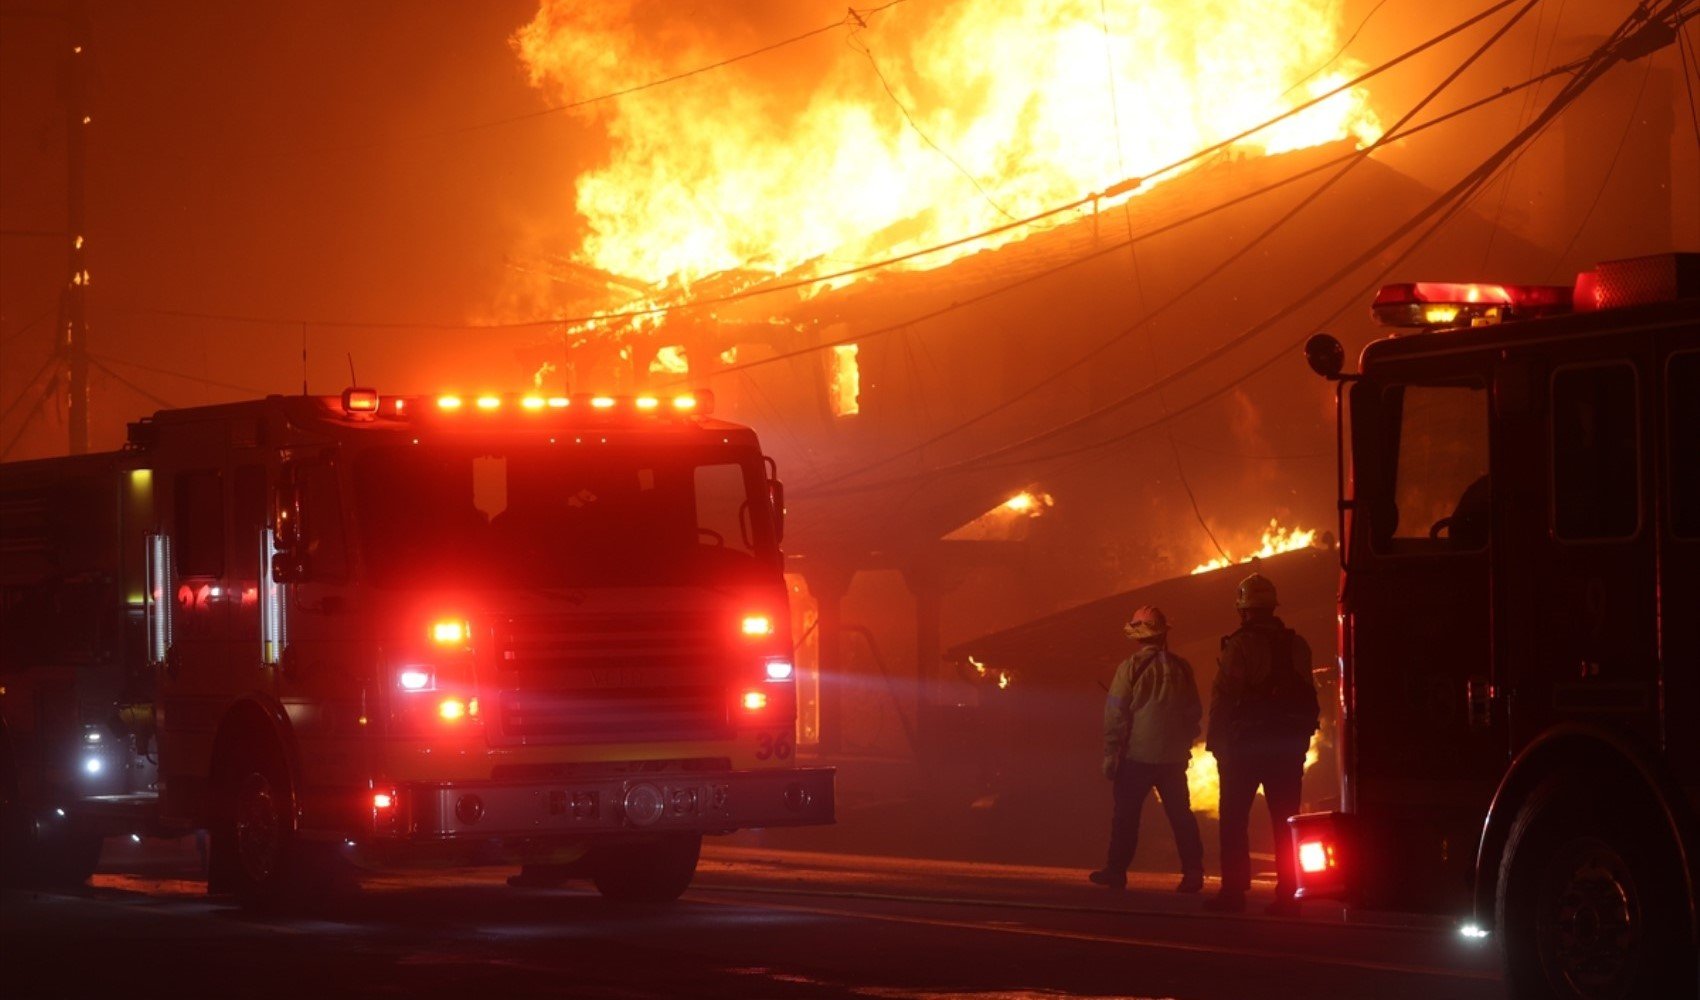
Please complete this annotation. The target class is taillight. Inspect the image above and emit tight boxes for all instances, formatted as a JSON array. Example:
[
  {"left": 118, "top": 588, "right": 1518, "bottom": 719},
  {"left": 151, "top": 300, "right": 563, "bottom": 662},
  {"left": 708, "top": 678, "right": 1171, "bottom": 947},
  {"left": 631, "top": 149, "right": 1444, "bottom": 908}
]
[
  {"left": 372, "top": 787, "right": 400, "bottom": 833},
  {"left": 1289, "top": 812, "right": 1351, "bottom": 900}
]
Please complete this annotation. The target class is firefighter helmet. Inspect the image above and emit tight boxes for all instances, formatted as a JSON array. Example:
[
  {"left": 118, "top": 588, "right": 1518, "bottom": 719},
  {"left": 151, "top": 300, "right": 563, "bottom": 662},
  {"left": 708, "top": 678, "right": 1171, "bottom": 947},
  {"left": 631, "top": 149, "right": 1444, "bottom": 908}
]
[
  {"left": 1123, "top": 605, "right": 1169, "bottom": 640},
  {"left": 1236, "top": 573, "right": 1279, "bottom": 610}
]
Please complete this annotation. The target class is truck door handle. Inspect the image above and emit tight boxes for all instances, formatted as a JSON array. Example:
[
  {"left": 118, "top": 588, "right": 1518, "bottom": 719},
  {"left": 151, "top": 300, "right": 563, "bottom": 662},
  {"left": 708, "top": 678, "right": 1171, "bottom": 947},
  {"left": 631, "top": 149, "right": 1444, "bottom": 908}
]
[{"left": 1466, "top": 675, "right": 1493, "bottom": 730}]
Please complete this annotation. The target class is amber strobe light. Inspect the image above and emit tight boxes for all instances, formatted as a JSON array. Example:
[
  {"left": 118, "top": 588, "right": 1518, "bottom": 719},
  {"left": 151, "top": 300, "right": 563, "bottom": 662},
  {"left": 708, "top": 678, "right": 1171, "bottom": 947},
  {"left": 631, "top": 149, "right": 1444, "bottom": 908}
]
[
  {"left": 431, "top": 619, "right": 470, "bottom": 645},
  {"left": 741, "top": 614, "right": 774, "bottom": 637},
  {"left": 743, "top": 691, "right": 768, "bottom": 711}
]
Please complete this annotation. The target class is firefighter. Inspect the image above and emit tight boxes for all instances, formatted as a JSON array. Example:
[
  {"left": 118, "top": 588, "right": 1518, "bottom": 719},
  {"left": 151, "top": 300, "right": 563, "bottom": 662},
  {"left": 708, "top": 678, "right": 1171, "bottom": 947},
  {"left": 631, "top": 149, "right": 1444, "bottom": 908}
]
[
  {"left": 1203, "top": 572, "right": 1319, "bottom": 916},
  {"left": 1090, "top": 605, "right": 1205, "bottom": 893}
]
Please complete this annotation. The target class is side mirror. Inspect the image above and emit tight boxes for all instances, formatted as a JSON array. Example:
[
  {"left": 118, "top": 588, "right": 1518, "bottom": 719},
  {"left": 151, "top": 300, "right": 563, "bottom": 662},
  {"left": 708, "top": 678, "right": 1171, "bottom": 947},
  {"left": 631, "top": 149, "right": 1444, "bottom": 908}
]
[
  {"left": 768, "top": 479, "right": 786, "bottom": 545},
  {"left": 271, "top": 551, "right": 306, "bottom": 584},
  {"left": 1305, "top": 333, "right": 1346, "bottom": 379},
  {"left": 273, "top": 475, "right": 301, "bottom": 552}
]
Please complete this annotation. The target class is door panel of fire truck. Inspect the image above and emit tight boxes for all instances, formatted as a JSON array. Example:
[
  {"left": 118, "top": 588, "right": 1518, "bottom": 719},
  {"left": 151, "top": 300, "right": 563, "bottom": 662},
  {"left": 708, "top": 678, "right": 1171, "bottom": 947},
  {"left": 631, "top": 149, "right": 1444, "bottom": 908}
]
[
  {"left": 269, "top": 457, "right": 360, "bottom": 820},
  {"left": 157, "top": 465, "right": 234, "bottom": 816},
  {"left": 1348, "top": 378, "right": 1500, "bottom": 906},
  {"left": 1500, "top": 357, "right": 1659, "bottom": 752},
  {"left": 1662, "top": 347, "right": 1700, "bottom": 786}
]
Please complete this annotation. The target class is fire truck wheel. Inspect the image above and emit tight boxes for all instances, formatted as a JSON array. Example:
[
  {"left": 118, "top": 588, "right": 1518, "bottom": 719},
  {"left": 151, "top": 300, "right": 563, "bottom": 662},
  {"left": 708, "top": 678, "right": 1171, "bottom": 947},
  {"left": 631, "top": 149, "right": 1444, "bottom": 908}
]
[
  {"left": 211, "top": 743, "right": 298, "bottom": 907},
  {"left": 590, "top": 833, "right": 702, "bottom": 903},
  {"left": 1497, "top": 775, "right": 1695, "bottom": 1000}
]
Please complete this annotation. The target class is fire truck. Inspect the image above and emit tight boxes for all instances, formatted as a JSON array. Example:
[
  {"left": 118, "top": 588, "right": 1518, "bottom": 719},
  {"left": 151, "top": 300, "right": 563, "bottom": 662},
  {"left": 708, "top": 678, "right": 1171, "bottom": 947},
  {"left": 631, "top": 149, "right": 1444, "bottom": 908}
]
[
  {"left": 0, "top": 388, "right": 833, "bottom": 905},
  {"left": 1291, "top": 253, "right": 1698, "bottom": 998}
]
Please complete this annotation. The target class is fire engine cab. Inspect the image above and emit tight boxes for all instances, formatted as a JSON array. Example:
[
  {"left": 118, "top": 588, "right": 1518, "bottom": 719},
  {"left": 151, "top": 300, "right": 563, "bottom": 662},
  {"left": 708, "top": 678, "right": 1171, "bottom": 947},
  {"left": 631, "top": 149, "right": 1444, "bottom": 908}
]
[
  {"left": 0, "top": 389, "right": 833, "bottom": 904},
  {"left": 1294, "top": 253, "right": 1699, "bottom": 998}
]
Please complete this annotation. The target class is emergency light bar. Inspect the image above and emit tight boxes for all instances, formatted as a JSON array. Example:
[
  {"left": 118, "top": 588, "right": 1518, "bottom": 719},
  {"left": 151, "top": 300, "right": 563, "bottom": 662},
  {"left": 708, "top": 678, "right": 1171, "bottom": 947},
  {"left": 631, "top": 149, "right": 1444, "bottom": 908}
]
[
  {"left": 1372, "top": 282, "right": 1572, "bottom": 329},
  {"left": 334, "top": 390, "right": 714, "bottom": 422}
]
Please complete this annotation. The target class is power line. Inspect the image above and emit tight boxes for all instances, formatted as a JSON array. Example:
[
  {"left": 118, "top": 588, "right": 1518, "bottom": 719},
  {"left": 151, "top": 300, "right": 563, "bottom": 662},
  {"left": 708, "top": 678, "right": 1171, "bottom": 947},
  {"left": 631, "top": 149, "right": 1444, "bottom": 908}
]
[
  {"left": 87, "top": 356, "right": 175, "bottom": 410},
  {"left": 120, "top": 0, "right": 1526, "bottom": 336},
  {"left": 803, "top": 0, "right": 1547, "bottom": 495},
  {"left": 0, "top": 352, "right": 59, "bottom": 428},
  {"left": 0, "top": 367, "right": 60, "bottom": 461},
  {"left": 798, "top": 1, "right": 1675, "bottom": 502},
  {"left": 0, "top": 302, "right": 57, "bottom": 351},
  {"left": 89, "top": 352, "right": 272, "bottom": 395},
  {"left": 847, "top": 28, "right": 1016, "bottom": 222},
  {"left": 184, "top": 2, "right": 910, "bottom": 165}
]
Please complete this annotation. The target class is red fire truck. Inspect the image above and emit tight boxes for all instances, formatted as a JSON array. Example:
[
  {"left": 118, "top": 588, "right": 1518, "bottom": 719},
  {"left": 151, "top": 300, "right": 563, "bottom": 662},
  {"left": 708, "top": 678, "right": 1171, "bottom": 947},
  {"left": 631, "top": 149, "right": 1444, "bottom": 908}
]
[
  {"left": 0, "top": 388, "right": 833, "bottom": 904},
  {"left": 1291, "top": 253, "right": 1698, "bottom": 998}
]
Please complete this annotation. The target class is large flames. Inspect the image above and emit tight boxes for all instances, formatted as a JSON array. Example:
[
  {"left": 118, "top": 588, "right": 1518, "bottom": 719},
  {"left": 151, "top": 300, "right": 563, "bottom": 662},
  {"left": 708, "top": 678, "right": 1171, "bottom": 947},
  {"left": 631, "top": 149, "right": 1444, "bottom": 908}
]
[
  {"left": 1190, "top": 519, "right": 1320, "bottom": 575},
  {"left": 513, "top": 1, "right": 1380, "bottom": 291},
  {"left": 1187, "top": 732, "right": 1322, "bottom": 819}
]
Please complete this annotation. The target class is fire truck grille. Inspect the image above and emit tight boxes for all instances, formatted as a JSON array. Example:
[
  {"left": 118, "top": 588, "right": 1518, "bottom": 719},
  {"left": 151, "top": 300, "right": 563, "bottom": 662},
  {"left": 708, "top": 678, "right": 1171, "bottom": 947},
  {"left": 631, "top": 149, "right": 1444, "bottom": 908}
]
[{"left": 489, "top": 614, "right": 731, "bottom": 743}]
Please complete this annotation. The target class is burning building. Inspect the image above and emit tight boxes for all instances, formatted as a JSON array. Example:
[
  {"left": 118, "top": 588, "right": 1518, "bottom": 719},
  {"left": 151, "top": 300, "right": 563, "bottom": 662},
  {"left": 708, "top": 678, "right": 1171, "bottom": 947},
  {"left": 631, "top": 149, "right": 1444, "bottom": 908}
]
[{"left": 487, "top": 0, "right": 1688, "bottom": 782}]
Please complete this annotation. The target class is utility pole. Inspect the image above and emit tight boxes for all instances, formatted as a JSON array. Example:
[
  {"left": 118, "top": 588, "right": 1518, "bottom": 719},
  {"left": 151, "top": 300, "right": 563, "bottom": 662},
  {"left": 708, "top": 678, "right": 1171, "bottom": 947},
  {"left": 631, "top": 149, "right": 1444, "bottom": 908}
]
[{"left": 64, "top": 0, "right": 91, "bottom": 454}]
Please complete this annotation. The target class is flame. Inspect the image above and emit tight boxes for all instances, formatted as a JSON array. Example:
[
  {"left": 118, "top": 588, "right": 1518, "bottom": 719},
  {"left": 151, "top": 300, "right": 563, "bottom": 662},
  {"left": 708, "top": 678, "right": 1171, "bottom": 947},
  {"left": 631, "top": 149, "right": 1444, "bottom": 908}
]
[
  {"left": 1187, "top": 732, "right": 1322, "bottom": 819},
  {"left": 513, "top": 1, "right": 1380, "bottom": 289},
  {"left": 1191, "top": 519, "right": 1319, "bottom": 575}
]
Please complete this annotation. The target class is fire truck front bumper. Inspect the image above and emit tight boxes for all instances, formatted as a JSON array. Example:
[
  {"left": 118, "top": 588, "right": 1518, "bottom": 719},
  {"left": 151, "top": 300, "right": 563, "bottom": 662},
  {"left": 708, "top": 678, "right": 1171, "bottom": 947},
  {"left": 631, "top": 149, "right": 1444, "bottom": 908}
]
[{"left": 376, "top": 766, "right": 835, "bottom": 845}]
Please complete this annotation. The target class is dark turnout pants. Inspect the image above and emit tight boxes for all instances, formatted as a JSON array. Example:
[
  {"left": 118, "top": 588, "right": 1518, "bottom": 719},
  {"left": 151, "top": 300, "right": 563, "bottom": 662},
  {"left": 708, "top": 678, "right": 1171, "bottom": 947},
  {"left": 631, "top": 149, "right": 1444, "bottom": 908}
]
[
  {"left": 1105, "top": 760, "right": 1204, "bottom": 878},
  {"left": 1216, "top": 748, "right": 1305, "bottom": 899}
]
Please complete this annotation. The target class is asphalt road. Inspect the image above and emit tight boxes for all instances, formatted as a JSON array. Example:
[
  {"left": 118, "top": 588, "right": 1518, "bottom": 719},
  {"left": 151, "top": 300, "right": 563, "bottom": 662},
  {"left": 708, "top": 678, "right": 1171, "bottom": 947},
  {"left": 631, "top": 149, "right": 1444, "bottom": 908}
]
[{"left": 1, "top": 839, "right": 1503, "bottom": 999}]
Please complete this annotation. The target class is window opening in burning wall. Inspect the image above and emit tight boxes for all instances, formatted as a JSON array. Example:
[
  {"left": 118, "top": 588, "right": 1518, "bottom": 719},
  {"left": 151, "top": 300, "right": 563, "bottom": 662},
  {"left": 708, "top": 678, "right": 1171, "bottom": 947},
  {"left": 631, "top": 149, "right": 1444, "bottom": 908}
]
[{"left": 829, "top": 344, "right": 860, "bottom": 417}]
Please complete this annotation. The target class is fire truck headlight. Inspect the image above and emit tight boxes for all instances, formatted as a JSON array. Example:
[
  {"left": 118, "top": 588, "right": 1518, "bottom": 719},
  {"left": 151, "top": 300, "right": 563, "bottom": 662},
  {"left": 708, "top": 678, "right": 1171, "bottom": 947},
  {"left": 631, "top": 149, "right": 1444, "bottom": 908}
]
[
  {"left": 1459, "top": 922, "right": 1490, "bottom": 941},
  {"left": 398, "top": 669, "right": 433, "bottom": 691},
  {"left": 83, "top": 757, "right": 103, "bottom": 776},
  {"left": 764, "top": 658, "right": 794, "bottom": 682}
]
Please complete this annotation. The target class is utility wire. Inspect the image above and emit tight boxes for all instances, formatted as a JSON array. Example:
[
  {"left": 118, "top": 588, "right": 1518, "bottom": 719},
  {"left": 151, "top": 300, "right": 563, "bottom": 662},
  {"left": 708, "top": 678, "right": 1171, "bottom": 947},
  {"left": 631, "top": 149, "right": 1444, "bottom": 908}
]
[
  {"left": 805, "top": 0, "right": 1545, "bottom": 495},
  {"left": 90, "top": 352, "right": 272, "bottom": 396},
  {"left": 796, "top": 0, "right": 1682, "bottom": 502},
  {"left": 668, "top": 57, "right": 1590, "bottom": 399},
  {"left": 847, "top": 29, "right": 1016, "bottom": 221},
  {"left": 0, "top": 301, "right": 57, "bottom": 351},
  {"left": 122, "top": 0, "right": 1525, "bottom": 335},
  {"left": 1545, "top": 57, "right": 1659, "bottom": 278},
  {"left": 194, "top": 2, "right": 910, "bottom": 163},
  {"left": 0, "top": 369, "right": 60, "bottom": 461},
  {"left": 0, "top": 352, "right": 59, "bottom": 428},
  {"left": 87, "top": 356, "right": 176, "bottom": 410}
]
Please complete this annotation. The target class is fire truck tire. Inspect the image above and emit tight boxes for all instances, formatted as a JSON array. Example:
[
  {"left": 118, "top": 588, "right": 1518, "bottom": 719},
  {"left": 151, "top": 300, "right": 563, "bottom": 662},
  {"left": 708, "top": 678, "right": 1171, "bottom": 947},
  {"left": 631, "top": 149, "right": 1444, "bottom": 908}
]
[
  {"left": 590, "top": 832, "right": 701, "bottom": 903},
  {"left": 1496, "top": 775, "right": 1696, "bottom": 1000},
  {"left": 210, "top": 740, "right": 299, "bottom": 908}
]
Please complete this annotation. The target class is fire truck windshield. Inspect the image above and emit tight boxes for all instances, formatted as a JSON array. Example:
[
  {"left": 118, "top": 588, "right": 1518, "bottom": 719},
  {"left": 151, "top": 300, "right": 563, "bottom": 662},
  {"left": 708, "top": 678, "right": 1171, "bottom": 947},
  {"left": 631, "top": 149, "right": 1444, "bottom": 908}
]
[{"left": 352, "top": 443, "right": 772, "bottom": 587}]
